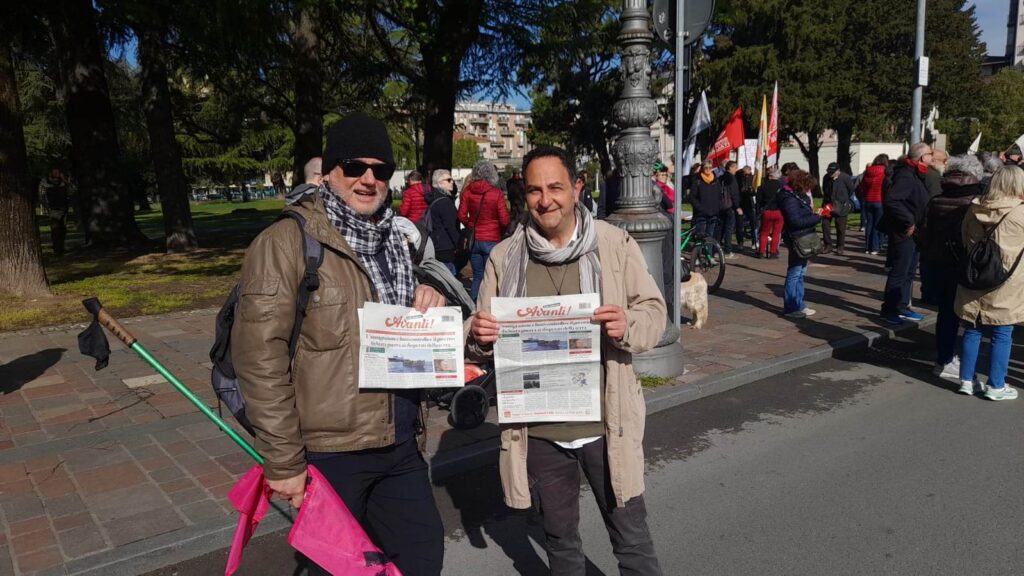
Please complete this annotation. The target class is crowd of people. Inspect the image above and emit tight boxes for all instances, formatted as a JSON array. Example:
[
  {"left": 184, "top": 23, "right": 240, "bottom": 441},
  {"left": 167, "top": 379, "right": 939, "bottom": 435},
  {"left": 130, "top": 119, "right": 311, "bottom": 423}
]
[{"left": 652, "top": 143, "right": 1024, "bottom": 401}]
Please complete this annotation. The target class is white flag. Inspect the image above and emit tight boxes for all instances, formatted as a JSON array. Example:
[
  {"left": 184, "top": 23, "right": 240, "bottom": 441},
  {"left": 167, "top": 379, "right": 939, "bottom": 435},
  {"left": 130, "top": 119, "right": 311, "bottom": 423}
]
[
  {"left": 683, "top": 91, "right": 712, "bottom": 170},
  {"left": 1015, "top": 133, "right": 1024, "bottom": 155},
  {"left": 967, "top": 132, "right": 981, "bottom": 155}
]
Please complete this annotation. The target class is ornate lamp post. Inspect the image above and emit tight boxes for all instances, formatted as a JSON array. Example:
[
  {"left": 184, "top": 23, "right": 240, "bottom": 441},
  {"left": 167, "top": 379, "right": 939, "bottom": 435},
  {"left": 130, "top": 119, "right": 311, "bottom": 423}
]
[{"left": 607, "top": 0, "right": 684, "bottom": 378}]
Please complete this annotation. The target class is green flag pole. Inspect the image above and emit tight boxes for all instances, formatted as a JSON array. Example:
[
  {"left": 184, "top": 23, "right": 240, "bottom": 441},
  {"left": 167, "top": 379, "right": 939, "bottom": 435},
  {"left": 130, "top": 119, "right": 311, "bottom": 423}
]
[{"left": 82, "top": 298, "right": 263, "bottom": 464}]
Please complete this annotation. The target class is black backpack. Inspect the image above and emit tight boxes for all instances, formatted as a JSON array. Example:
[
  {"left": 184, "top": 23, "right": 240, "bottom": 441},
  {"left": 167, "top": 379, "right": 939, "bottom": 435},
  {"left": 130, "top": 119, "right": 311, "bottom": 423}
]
[
  {"left": 958, "top": 208, "right": 1024, "bottom": 291},
  {"left": 209, "top": 211, "right": 324, "bottom": 435}
]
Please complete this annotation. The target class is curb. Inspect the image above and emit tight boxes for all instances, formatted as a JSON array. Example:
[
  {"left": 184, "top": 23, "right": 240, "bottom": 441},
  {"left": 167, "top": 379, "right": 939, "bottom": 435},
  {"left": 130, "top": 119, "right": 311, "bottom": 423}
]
[{"left": 78, "top": 314, "right": 938, "bottom": 575}]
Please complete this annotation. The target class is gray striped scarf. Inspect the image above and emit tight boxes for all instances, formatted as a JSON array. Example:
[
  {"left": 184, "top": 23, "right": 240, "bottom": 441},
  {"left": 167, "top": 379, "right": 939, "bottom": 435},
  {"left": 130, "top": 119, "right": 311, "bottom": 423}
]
[{"left": 500, "top": 205, "right": 602, "bottom": 297}]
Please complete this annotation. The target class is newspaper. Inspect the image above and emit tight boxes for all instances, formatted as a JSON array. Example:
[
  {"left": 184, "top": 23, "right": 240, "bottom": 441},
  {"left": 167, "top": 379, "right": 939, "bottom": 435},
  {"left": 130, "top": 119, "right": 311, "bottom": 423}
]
[
  {"left": 358, "top": 302, "right": 465, "bottom": 389},
  {"left": 491, "top": 293, "right": 602, "bottom": 423}
]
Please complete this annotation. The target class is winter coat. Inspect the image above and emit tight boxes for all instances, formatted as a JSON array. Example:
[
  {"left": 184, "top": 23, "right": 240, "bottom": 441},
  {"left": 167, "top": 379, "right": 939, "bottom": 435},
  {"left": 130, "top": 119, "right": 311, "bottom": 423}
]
[
  {"left": 757, "top": 179, "right": 784, "bottom": 211},
  {"left": 691, "top": 175, "right": 723, "bottom": 217},
  {"left": 925, "top": 167, "right": 943, "bottom": 198},
  {"left": 919, "top": 171, "right": 982, "bottom": 263},
  {"left": 881, "top": 162, "right": 930, "bottom": 239},
  {"left": 720, "top": 172, "right": 741, "bottom": 211},
  {"left": 399, "top": 182, "right": 430, "bottom": 223},
  {"left": 655, "top": 180, "right": 675, "bottom": 214},
  {"left": 466, "top": 221, "right": 666, "bottom": 509},
  {"left": 422, "top": 187, "right": 460, "bottom": 259},
  {"left": 955, "top": 197, "right": 1024, "bottom": 326},
  {"left": 778, "top": 186, "right": 820, "bottom": 242},
  {"left": 859, "top": 165, "right": 888, "bottom": 203},
  {"left": 232, "top": 193, "right": 428, "bottom": 481},
  {"left": 458, "top": 180, "right": 510, "bottom": 242},
  {"left": 826, "top": 172, "right": 856, "bottom": 217}
]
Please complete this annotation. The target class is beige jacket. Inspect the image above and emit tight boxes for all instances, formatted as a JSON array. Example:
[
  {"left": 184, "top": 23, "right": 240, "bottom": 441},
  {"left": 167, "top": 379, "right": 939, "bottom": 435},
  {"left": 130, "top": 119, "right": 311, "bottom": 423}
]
[
  {"left": 232, "top": 194, "right": 426, "bottom": 481},
  {"left": 466, "top": 221, "right": 666, "bottom": 509},
  {"left": 955, "top": 197, "right": 1024, "bottom": 326}
]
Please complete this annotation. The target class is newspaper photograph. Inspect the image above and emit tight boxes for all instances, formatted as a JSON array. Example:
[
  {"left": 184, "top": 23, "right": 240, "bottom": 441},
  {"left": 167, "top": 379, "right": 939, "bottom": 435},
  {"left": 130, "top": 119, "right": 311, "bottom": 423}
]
[
  {"left": 358, "top": 302, "right": 465, "bottom": 390},
  {"left": 491, "top": 293, "right": 602, "bottom": 423}
]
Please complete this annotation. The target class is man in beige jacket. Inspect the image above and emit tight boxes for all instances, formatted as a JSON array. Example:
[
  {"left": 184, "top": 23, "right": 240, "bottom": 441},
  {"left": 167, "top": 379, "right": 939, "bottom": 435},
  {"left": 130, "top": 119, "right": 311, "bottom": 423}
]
[{"left": 468, "top": 146, "right": 666, "bottom": 575}]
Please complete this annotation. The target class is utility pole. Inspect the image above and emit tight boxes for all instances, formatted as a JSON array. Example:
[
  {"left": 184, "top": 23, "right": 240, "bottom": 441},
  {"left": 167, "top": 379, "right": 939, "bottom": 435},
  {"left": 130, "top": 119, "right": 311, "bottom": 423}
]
[{"left": 910, "top": 0, "right": 927, "bottom": 144}]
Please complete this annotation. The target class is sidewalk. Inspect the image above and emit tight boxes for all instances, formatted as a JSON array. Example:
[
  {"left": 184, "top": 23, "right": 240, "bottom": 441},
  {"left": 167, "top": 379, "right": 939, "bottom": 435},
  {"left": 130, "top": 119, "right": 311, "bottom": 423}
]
[{"left": 0, "top": 235, "right": 934, "bottom": 575}]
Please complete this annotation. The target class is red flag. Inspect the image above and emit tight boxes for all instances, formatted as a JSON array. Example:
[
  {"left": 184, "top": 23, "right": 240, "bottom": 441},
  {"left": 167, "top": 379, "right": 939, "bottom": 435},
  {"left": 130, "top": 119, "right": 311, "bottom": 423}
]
[
  {"left": 767, "top": 82, "right": 779, "bottom": 165},
  {"left": 707, "top": 107, "right": 745, "bottom": 165}
]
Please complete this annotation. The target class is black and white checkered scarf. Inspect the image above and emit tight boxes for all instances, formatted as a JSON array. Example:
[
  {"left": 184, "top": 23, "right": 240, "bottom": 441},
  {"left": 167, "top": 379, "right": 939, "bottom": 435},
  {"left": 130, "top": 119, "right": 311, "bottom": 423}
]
[{"left": 319, "top": 185, "right": 415, "bottom": 306}]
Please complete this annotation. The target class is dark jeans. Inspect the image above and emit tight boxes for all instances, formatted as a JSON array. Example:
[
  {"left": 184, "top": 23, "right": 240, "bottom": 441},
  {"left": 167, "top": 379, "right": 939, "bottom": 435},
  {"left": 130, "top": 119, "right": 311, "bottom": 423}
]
[
  {"left": 470, "top": 240, "right": 497, "bottom": 302},
  {"left": 306, "top": 440, "right": 444, "bottom": 576},
  {"left": 693, "top": 214, "right": 720, "bottom": 241},
  {"left": 718, "top": 209, "right": 735, "bottom": 253},
  {"left": 862, "top": 202, "right": 883, "bottom": 252},
  {"left": 933, "top": 262, "right": 960, "bottom": 365},
  {"left": 50, "top": 212, "right": 67, "bottom": 256},
  {"left": 527, "top": 437, "right": 662, "bottom": 576},
  {"left": 821, "top": 215, "right": 847, "bottom": 251},
  {"left": 881, "top": 236, "right": 919, "bottom": 316},
  {"left": 736, "top": 208, "right": 759, "bottom": 249}
]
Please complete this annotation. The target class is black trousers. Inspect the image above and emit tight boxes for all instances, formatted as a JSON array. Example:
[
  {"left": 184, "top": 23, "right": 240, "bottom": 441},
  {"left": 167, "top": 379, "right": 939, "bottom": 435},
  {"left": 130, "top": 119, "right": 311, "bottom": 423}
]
[
  {"left": 528, "top": 437, "right": 662, "bottom": 576},
  {"left": 718, "top": 209, "right": 736, "bottom": 252},
  {"left": 881, "top": 235, "right": 918, "bottom": 316},
  {"left": 306, "top": 439, "right": 444, "bottom": 576},
  {"left": 821, "top": 215, "right": 847, "bottom": 251}
]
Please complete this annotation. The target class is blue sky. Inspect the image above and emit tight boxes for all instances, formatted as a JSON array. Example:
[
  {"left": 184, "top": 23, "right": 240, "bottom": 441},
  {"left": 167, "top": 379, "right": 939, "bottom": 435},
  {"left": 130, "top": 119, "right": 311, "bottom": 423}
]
[{"left": 972, "top": 0, "right": 1011, "bottom": 56}]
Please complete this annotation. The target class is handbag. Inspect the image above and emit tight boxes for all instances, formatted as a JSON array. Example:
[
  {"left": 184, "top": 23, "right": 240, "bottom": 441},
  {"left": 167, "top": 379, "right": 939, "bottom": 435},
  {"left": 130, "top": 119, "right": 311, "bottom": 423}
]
[{"left": 792, "top": 231, "right": 823, "bottom": 259}]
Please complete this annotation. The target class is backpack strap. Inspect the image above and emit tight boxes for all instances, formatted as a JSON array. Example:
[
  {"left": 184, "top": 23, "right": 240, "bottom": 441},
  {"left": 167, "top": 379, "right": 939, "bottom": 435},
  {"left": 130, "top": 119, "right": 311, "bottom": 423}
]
[{"left": 277, "top": 211, "right": 324, "bottom": 360}]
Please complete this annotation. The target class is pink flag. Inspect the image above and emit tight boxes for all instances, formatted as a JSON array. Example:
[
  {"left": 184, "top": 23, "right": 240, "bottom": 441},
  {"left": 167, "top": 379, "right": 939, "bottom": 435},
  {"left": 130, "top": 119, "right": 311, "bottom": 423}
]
[
  {"left": 226, "top": 465, "right": 402, "bottom": 576},
  {"left": 767, "top": 82, "right": 779, "bottom": 166}
]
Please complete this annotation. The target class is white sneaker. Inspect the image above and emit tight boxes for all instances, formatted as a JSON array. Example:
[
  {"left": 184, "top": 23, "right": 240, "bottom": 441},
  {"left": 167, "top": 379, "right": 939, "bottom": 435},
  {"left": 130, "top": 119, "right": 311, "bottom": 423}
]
[
  {"left": 984, "top": 384, "right": 1018, "bottom": 401},
  {"left": 784, "top": 308, "right": 816, "bottom": 319},
  {"left": 803, "top": 308, "right": 816, "bottom": 317},
  {"left": 932, "top": 357, "right": 961, "bottom": 381},
  {"left": 958, "top": 379, "right": 983, "bottom": 395}
]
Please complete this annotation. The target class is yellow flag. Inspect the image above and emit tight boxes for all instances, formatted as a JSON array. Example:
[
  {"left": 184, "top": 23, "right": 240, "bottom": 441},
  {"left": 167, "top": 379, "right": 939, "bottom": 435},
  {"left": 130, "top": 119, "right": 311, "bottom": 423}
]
[{"left": 754, "top": 95, "right": 768, "bottom": 189}]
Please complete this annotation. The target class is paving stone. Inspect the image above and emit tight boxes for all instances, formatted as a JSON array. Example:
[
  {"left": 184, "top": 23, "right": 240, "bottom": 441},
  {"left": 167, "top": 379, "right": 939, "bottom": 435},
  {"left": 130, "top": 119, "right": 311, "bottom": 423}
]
[
  {"left": 59, "top": 444, "right": 130, "bottom": 472},
  {"left": 1, "top": 495, "right": 44, "bottom": 523},
  {"left": 149, "top": 329, "right": 186, "bottom": 338},
  {"left": 84, "top": 484, "right": 168, "bottom": 524},
  {"left": 8, "top": 517, "right": 49, "bottom": 536},
  {"left": 102, "top": 507, "right": 185, "bottom": 547},
  {"left": 51, "top": 512, "right": 93, "bottom": 532},
  {"left": 0, "top": 464, "right": 26, "bottom": 485},
  {"left": 73, "top": 461, "right": 146, "bottom": 496},
  {"left": 122, "top": 375, "right": 168, "bottom": 389},
  {"left": 57, "top": 524, "right": 108, "bottom": 559},
  {"left": 40, "top": 494, "right": 86, "bottom": 518},
  {"left": 178, "top": 499, "right": 230, "bottom": 526},
  {"left": 167, "top": 487, "right": 207, "bottom": 507},
  {"left": 147, "top": 465, "right": 187, "bottom": 484},
  {"left": 10, "top": 528, "right": 57, "bottom": 556},
  {"left": 13, "top": 546, "right": 61, "bottom": 572}
]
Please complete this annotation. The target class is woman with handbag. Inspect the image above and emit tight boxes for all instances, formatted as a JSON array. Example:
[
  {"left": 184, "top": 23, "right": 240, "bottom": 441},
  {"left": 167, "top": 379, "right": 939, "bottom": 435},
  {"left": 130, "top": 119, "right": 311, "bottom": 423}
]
[
  {"left": 778, "top": 170, "right": 822, "bottom": 319},
  {"left": 458, "top": 161, "right": 510, "bottom": 300},
  {"left": 953, "top": 165, "right": 1024, "bottom": 400}
]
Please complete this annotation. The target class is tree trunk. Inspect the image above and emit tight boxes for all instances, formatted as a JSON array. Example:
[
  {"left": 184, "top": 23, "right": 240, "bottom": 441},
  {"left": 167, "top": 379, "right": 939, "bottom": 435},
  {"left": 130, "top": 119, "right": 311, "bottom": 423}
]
[
  {"left": 836, "top": 124, "right": 853, "bottom": 175},
  {"left": 47, "top": 0, "right": 145, "bottom": 248},
  {"left": 422, "top": 78, "right": 459, "bottom": 174},
  {"left": 793, "top": 131, "right": 822, "bottom": 180},
  {"left": 137, "top": 16, "right": 198, "bottom": 252},
  {"left": 291, "top": 4, "right": 322, "bottom": 183},
  {"left": 0, "top": 40, "right": 50, "bottom": 297}
]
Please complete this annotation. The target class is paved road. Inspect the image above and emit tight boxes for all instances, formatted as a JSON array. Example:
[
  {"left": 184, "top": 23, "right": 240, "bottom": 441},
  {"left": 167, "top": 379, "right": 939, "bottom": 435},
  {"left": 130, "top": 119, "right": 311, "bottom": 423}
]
[{"left": 146, "top": 325, "right": 1024, "bottom": 575}]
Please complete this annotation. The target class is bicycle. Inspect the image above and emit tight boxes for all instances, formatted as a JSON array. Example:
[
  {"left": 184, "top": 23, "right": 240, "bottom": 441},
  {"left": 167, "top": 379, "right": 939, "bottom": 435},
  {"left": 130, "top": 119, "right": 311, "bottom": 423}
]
[{"left": 679, "top": 220, "right": 726, "bottom": 293}]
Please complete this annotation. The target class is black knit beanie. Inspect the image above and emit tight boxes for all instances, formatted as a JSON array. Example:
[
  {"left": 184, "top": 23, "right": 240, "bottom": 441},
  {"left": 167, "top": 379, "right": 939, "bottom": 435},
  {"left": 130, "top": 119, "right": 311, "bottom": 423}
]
[{"left": 323, "top": 112, "right": 395, "bottom": 173}]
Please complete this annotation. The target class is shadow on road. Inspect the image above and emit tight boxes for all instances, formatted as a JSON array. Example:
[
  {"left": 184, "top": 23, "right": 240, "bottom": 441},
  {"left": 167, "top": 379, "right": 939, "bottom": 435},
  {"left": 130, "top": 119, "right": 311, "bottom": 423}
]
[{"left": 0, "top": 348, "right": 66, "bottom": 394}]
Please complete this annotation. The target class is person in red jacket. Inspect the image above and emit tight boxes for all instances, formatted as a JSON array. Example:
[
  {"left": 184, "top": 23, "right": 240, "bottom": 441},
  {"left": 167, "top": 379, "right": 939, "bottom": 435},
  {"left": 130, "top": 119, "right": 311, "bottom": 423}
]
[
  {"left": 858, "top": 154, "right": 889, "bottom": 254},
  {"left": 399, "top": 170, "right": 429, "bottom": 223},
  {"left": 458, "top": 160, "right": 510, "bottom": 300}
]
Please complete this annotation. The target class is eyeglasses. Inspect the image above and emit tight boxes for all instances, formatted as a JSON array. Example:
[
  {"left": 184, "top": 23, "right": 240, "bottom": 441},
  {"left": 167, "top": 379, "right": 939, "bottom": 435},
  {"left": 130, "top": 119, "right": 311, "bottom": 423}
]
[
  {"left": 443, "top": 178, "right": 454, "bottom": 183},
  {"left": 339, "top": 159, "right": 396, "bottom": 181}
]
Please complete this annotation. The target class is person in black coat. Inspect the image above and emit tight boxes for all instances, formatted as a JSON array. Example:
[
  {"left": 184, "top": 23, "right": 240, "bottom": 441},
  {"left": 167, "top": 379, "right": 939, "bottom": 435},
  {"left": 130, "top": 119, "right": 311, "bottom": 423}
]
[
  {"left": 423, "top": 169, "right": 461, "bottom": 275},
  {"left": 757, "top": 167, "right": 785, "bottom": 258},
  {"left": 718, "top": 161, "right": 742, "bottom": 257},
  {"left": 880, "top": 143, "right": 933, "bottom": 323},
  {"left": 738, "top": 165, "right": 760, "bottom": 252},
  {"left": 778, "top": 170, "right": 821, "bottom": 318},
  {"left": 821, "top": 163, "right": 855, "bottom": 254},
  {"left": 920, "top": 155, "right": 984, "bottom": 381},
  {"left": 690, "top": 161, "right": 723, "bottom": 240}
]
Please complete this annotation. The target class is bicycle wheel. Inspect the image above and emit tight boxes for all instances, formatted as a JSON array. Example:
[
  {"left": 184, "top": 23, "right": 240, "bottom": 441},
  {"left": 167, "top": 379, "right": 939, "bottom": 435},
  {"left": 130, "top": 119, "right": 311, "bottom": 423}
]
[{"left": 686, "top": 237, "right": 726, "bottom": 293}]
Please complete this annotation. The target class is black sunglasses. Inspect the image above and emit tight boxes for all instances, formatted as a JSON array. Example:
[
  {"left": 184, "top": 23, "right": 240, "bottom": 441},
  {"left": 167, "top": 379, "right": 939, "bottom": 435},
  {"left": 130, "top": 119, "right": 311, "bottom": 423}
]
[{"left": 339, "top": 159, "right": 395, "bottom": 181}]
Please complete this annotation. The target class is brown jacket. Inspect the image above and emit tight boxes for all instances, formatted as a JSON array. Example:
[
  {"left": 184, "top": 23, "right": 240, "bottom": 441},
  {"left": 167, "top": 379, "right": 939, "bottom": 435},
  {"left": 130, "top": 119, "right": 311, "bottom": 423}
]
[
  {"left": 232, "top": 194, "right": 426, "bottom": 481},
  {"left": 955, "top": 197, "right": 1024, "bottom": 326},
  {"left": 466, "top": 221, "right": 666, "bottom": 509}
]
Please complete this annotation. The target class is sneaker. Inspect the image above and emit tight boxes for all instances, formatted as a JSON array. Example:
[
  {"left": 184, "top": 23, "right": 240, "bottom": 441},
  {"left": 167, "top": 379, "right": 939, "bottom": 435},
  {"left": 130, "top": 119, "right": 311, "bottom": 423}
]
[
  {"left": 958, "top": 379, "right": 984, "bottom": 395},
  {"left": 932, "top": 356, "right": 961, "bottom": 381},
  {"left": 899, "top": 310, "right": 925, "bottom": 322},
  {"left": 985, "top": 384, "right": 1018, "bottom": 401},
  {"left": 870, "top": 251, "right": 879, "bottom": 255},
  {"left": 881, "top": 313, "right": 904, "bottom": 325},
  {"left": 725, "top": 252, "right": 738, "bottom": 260},
  {"left": 785, "top": 308, "right": 816, "bottom": 319}
]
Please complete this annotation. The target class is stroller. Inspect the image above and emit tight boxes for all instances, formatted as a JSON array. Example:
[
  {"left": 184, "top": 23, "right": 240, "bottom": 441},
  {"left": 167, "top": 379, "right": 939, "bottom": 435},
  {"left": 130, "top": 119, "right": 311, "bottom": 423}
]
[{"left": 399, "top": 217, "right": 496, "bottom": 430}]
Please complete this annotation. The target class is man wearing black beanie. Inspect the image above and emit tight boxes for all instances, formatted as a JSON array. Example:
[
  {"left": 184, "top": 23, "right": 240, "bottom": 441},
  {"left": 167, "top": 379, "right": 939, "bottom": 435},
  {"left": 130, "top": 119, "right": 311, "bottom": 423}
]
[{"left": 232, "top": 111, "right": 446, "bottom": 575}]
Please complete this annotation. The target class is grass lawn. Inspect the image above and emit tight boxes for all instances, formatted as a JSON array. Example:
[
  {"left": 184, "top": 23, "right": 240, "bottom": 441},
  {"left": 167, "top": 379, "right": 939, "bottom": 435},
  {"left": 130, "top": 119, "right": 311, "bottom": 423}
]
[{"left": 1, "top": 199, "right": 285, "bottom": 332}]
